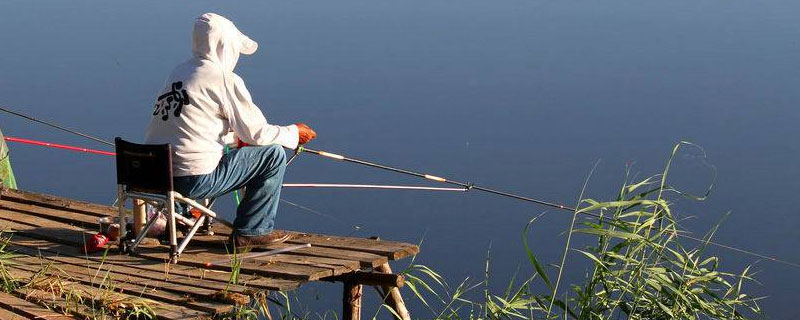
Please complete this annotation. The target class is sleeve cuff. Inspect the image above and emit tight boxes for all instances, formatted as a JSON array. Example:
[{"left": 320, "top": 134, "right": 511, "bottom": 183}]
[{"left": 280, "top": 124, "right": 300, "bottom": 150}]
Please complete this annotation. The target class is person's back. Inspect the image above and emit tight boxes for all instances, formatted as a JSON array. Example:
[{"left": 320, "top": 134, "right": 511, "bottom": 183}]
[
  {"left": 145, "top": 13, "right": 316, "bottom": 248},
  {"left": 146, "top": 58, "right": 230, "bottom": 176},
  {"left": 146, "top": 13, "right": 299, "bottom": 177}
]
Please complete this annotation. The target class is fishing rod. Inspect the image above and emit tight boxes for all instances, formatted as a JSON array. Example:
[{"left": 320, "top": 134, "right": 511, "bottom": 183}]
[
  {"left": 0, "top": 106, "right": 114, "bottom": 146},
  {"left": 283, "top": 183, "right": 466, "bottom": 192},
  {"left": 3, "top": 137, "right": 466, "bottom": 192},
  {"left": 298, "top": 146, "right": 573, "bottom": 210},
  {"left": 4, "top": 136, "right": 115, "bottom": 156},
  {"left": 297, "top": 146, "right": 800, "bottom": 270}
]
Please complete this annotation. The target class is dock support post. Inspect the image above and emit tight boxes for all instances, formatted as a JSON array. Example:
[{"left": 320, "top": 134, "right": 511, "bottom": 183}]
[
  {"left": 133, "top": 199, "right": 146, "bottom": 237},
  {"left": 375, "top": 263, "right": 411, "bottom": 320},
  {"left": 343, "top": 280, "right": 362, "bottom": 320}
]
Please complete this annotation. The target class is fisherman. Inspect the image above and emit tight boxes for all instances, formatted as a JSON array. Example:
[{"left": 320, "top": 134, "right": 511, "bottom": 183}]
[{"left": 145, "top": 13, "right": 316, "bottom": 248}]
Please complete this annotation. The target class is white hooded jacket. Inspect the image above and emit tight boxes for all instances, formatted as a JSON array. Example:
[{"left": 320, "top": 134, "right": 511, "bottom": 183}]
[{"left": 145, "top": 13, "right": 298, "bottom": 177}]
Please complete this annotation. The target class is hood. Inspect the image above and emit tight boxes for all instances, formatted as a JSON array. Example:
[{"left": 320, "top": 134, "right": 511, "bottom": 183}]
[{"left": 192, "top": 13, "right": 258, "bottom": 72}]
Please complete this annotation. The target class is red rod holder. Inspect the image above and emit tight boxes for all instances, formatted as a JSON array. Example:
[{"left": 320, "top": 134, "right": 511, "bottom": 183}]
[{"left": 4, "top": 136, "right": 115, "bottom": 156}]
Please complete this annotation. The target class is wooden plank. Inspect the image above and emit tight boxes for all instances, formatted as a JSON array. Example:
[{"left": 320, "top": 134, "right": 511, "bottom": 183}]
[
  {"left": 134, "top": 235, "right": 372, "bottom": 280},
  {"left": 0, "top": 210, "right": 321, "bottom": 283},
  {"left": 287, "top": 232, "right": 419, "bottom": 260},
  {"left": 0, "top": 292, "right": 77, "bottom": 319},
  {"left": 0, "top": 205, "right": 383, "bottom": 276},
  {"left": 3, "top": 264, "right": 207, "bottom": 320},
  {"left": 14, "top": 283, "right": 105, "bottom": 319},
  {"left": 0, "top": 307, "right": 27, "bottom": 320},
  {"left": 7, "top": 235, "right": 301, "bottom": 291},
  {"left": 281, "top": 244, "right": 389, "bottom": 268},
  {"left": 0, "top": 197, "right": 401, "bottom": 269},
  {"left": 4, "top": 241, "right": 251, "bottom": 307},
  {"left": 0, "top": 192, "right": 417, "bottom": 293},
  {"left": 135, "top": 246, "right": 334, "bottom": 281},
  {"left": 190, "top": 237, "right": 363, "bottom": 271},
  {"left": 0, "top": 188, "right": 419, "bottom": 263},
  {"left": 0, "top": 212, "right": 92, "bottom": 247},
  {"left": 0, "top": 188, "right": 427, "bottom": 320},
  {"left": 199, "top": 225, "right": 415, "bottom": 261},
  {"left": 0, "top": 199, "right": 100, "bottom": 227},
  {"left": 0, "top": 210, "right": 329, "bottom": 283},
  {"left": 259, "top": 254, "right": 361, "bottom": 272},
  {"left": 210, "top": 224, "right": 418, "bottom": 260},
  {"left": 9, "top": 258, "right": 234, "bottom": 316},
  {"left": 0, "top": 188, "right": 116, "bottom": 217},
  {"left": 0, "top": 214, "right": 301, "bottom": 292},
  {"left": 3, "top": 237, "right": 298, "bottom": 299},
  {"left": 325, "top": 271, "right": 404, "bottom": 287},
  {"left": 192, "top": 237, "right": 388, "bottom": 269},
  {"left": 2, "top": 267, "right": 98, "bottom": 319}
]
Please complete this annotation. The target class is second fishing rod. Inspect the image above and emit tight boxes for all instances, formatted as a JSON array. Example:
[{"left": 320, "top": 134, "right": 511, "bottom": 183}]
[{"left": 297, "top": 146, "right": 575, "bottom": 211}]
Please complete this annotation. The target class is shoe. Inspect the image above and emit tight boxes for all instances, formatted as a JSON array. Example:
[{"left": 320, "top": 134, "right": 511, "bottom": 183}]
[{"left": 230, "top": 230, "right": 293, "bottom": 249}]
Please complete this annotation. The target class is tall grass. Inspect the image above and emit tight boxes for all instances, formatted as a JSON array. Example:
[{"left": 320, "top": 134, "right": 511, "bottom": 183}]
[
  {"left": 398, "top": 142, "right": 764, "bottom": 319},
  {"left": 0, "top": 232, "right": 20, "bottom": 292}
]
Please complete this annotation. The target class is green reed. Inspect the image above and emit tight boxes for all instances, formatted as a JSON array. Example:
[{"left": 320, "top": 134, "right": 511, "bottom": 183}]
[{"left": 397, "top": 142, "right": 764, "bottom": 319}]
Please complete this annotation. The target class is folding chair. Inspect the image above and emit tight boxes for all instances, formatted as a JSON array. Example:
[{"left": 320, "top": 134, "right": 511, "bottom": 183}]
[{"left": 114, "top": 137, "right": 230, "bottom": 263}]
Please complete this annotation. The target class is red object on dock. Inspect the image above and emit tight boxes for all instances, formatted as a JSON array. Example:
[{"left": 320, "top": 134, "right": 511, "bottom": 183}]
[{"left": 81, "top": 233, "right": 109, "bottom": 254}]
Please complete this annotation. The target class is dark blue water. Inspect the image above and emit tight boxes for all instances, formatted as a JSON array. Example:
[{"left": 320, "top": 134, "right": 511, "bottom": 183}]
[{"left": 1, "top": 1, "right": 798, "bottom": 317}]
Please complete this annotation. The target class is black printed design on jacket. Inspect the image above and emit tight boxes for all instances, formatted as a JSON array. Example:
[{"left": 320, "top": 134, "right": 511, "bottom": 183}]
[{"left": 153, "top": 81, "right": 191, "bottom": 121}]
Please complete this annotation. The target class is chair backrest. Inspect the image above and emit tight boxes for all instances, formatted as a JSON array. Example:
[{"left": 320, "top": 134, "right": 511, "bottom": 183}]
[{"left": 115, "top": 137, "right": 173, "bottom": 194}]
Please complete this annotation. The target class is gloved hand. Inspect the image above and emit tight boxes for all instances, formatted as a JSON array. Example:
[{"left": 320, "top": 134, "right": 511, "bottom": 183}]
[{"left": 296, "top": 123, "right": 317, "bottom": 145}]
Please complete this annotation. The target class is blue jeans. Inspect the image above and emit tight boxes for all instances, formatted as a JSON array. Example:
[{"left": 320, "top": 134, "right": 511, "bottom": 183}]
[{"left": 173, "top": 144, "right": 286, "bottom": 236}]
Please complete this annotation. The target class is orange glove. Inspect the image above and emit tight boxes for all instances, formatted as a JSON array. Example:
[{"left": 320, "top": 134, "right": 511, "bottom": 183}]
[{"left": 296, "top": 123, "right": 317, "bottom": 145}]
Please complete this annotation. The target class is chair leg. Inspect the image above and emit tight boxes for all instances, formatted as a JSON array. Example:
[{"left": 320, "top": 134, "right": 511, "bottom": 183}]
[
  {"left": 129, "top": 205, "right": 161, "bottom": 253},
  {"left": 167, "top": 192, "right": 179, "bottom": 264},
  {"left": 117, "top": 185, "right": 127, "bottom": 252},
  {"left": 176, "top": 215, "right": 205, "bottom": 256},
  {"left": 200, "top": 199, "right": 214, "bottom": 235}
]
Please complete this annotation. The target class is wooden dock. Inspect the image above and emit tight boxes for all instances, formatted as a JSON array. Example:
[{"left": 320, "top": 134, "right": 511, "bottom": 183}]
[{"left": 0, "top": 188, "right": 418, "bottom": 319}]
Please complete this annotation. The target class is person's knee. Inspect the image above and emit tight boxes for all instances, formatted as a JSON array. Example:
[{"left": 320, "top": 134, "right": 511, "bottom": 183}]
[{"left": 264, "top": 144, "right": 286, "bottom": 166}]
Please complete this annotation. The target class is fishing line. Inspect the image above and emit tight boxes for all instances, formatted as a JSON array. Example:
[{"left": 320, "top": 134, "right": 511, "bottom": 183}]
[
  {"left": 286, "top": 147, "right": 301, "bottom": 165},
  {"left": 280, "top": 198, "right": 362, "bottom": 234},
  {"left": 675, "top": 231, "right": 800, "bottom": 269},
  {"left": 299, "top": 146, "right": 572, "bottom": 210},
  {"left": 0, "top": 106, "right": 114, "bottom": 146},
  {"left": 572, "top": 207, "right": 800, "bottom": 269}
]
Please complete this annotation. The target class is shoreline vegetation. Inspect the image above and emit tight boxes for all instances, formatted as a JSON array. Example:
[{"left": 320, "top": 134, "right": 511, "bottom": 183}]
[
  {"left": 0, "top": 142, "right": 765, "bottom": 319},
  {"left": 391, "top": 142, "right": 764, "bottom": 320}
]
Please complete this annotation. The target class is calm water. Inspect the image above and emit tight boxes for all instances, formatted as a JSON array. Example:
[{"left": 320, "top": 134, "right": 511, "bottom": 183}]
[{"left": 1, "top": 1, "right": 799, "bottom": 317}]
